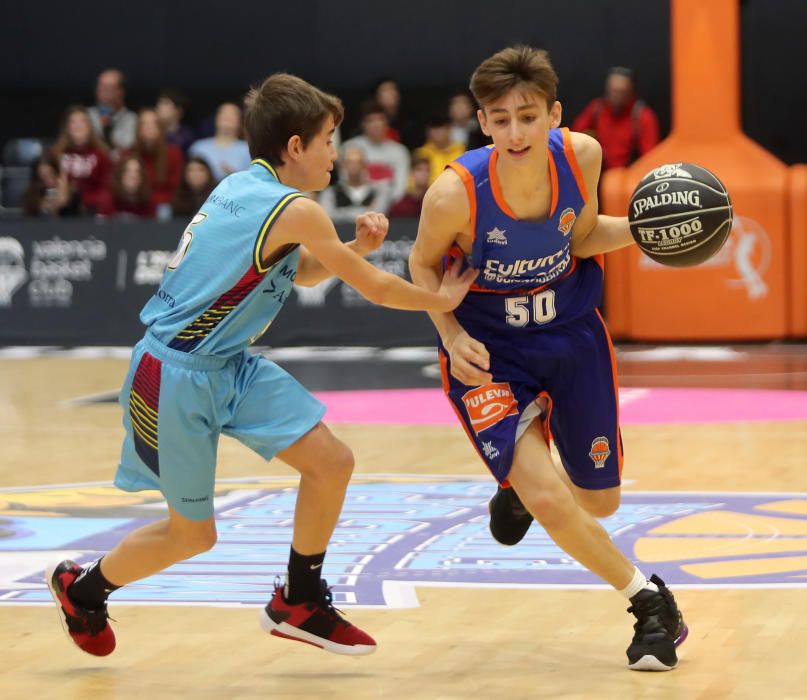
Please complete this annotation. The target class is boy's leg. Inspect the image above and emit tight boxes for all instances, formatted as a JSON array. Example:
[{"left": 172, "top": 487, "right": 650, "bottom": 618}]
[
  {"left": 506, "top": 426, "right": 635, "bottom": 588},
  {"left": 275, "top": 422, "right": 354, "bottom": 556},
  {"left": 47, "top": 346, "right": 223, "bottom": 657},
  {"left": 257, "top": 422, "right": 376, "bottom": 655},
  {"left": 95, "top": 506, "right": 217, "bottom": 586},
  {"left": 222, "top": 355, "right": 375, "bottom": 655},
  {"left": 46, "top": 506, "right": 217, "bottom": 657},
  {"left": 507, "top": 426, "right": 687, "bottom": 671}
]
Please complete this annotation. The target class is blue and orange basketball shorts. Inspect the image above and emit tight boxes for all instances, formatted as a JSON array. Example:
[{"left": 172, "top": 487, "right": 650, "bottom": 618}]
[
  {"left": 115, "top": 332, "right": 325, "bottom": 520},
  {"left": 439, "top": 310, "right": 623, "bottom": 489}
]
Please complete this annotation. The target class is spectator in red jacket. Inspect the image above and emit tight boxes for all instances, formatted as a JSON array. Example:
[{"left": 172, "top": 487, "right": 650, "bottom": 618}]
[
  {"left": 571, "top": 66, "right": 660, "bottom": 169},
  {"left": 125, "top": 108, "right": 183, "bottom": 214},
  {"left": 51, "top": 106, "right": 112, "bottom": 214},
  {"left": 97, "top": 155, "right": 155, "bottom": 219}
]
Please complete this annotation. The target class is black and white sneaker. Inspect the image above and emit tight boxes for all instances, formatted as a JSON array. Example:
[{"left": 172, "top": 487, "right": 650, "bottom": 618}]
[
  {"left": 626, "top": 574, "right": 688, "bottom": 671},
  {"left": 488, "top": 486, "right": 533, "bottom": 546}
]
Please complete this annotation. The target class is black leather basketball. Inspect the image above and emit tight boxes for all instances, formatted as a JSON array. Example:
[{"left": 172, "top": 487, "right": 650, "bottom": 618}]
[{"left": 628, "top": 163, "right": 733, "bottom": 267}]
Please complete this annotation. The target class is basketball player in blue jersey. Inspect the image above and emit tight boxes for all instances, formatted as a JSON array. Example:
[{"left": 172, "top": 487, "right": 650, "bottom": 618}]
[
  {"left": 409, "top": 46, "right": 687, "bottom": 671},
  {"left": 46, "top": 73, "right": 477, "bottom": 658}
]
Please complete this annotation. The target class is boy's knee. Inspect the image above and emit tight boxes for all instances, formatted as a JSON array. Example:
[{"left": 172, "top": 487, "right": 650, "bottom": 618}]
[
  {"left": 578, "top": 489, "right": 621, "bottom": 518},
  {"left": 174, "top": 521, "right": 217, "bottom": 557},
  {"left": 324, "top": 442, "right": 355, "bottom": 483}
]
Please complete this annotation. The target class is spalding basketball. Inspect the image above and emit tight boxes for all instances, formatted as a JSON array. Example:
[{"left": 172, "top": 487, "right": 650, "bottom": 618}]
[{"left": 628, "top": 162, "right": 733, "bottom": 267}]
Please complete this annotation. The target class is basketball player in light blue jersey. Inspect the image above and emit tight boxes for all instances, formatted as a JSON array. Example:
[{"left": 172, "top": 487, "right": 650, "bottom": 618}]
[
  {"left": 409, "top": 46, "right": 687, "bottom": 671},
  {"left": 46, "top": 73, "right": 477, "bottom": 658}
]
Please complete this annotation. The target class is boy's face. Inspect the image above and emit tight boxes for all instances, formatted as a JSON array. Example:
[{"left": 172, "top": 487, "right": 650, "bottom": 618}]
[
  {"left": 477, "top": 88, "right": 561, "bottom": 165},
  {"left": 298, "top": 114, "right": 338, "bottom": 191}
]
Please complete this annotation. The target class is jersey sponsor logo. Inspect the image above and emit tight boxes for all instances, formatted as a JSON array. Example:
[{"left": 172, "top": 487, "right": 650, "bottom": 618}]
[
  {"left": 558, "top": 207, "right": 576, "bottom": 236},
  {"left": 486, "top": 227, "right": 508, "bottom": 246},
  {"left": 206, "top": 194, "right": 245, "bottom": 218},
  {"left": 462, "top": 383, "right": 519, "bottom": 434},
  {"left": 482, "top": 251, "right": 570, "bottom": 286},
  {"left": 589, "top": 436, "right": 611, "bottom": 468}
]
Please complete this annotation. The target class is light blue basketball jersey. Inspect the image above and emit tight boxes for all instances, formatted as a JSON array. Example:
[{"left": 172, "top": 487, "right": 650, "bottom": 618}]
[{"left": 141, "top": 159, "right": 303, "bottom": 356}]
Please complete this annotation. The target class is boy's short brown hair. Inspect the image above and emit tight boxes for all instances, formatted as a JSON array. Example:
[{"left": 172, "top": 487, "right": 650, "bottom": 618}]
[
  {"left": 470, "top": 45, "right": 558, "bottom": 110},
  {"left": 244, "top": 73, "right": 344, "bottom": 166}
]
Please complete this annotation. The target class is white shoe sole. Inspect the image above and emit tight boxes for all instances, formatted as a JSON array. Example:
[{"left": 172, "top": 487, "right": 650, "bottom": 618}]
[
  {"left": 45, "top": 563, "right": 76, "bottom": 648},
  {"left": 628, "top": 654, "right": 677, "bottom": 671},
  {"left": 259, "top": 608, "right": 376, "bottom": 656}
]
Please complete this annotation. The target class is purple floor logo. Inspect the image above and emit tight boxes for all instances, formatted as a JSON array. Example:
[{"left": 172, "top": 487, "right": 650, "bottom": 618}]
[{"left": 2, "top": 476, "right": 807, "bottom": 608}]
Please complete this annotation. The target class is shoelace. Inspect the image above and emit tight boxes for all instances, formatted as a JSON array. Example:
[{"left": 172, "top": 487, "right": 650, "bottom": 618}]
[
  {"left": 317, "top": 582, "right": 349, "bottom": 624},
  {"left": 274, "top": 576, "right": 350, "bottom": 625},
  {"left": 65, "top": 603, "right": 112, "bottom": 635}
]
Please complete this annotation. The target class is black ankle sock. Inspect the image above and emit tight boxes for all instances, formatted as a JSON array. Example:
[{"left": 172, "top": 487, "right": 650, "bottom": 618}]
[
  {"left": 284, "top": 546, "right": 325, "bottom": 605},
  {"left": 68, "top": 558, "right": 120, "bottom": 609}
]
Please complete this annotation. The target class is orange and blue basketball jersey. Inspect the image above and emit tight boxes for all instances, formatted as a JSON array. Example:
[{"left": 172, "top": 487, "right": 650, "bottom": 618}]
[{"left": 439, "top": 128, "right": 623, "bottom": 489}]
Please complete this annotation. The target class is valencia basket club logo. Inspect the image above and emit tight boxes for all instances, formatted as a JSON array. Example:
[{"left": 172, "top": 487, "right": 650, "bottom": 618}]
[
  {"left": 589, "top": 436, "right": 611, "bottom": 469},
  {"left": 558, "top": 207, "right": 577, "bottom": 235}
]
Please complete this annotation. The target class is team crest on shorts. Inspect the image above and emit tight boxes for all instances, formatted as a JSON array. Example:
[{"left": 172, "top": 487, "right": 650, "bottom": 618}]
[
  {"left": 589, "top": 436, "right": 611, "bottom": 468},
  {"left": 462, "top": 383, "right": 519, "bottom": 434},
  {"left": 558, "top": 207, "right": 576, "bottom": 235}
]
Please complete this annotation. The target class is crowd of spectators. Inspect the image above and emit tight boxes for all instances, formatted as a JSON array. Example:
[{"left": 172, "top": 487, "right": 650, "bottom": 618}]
[{"left": 11, "top": 66, "right": 659, "bottom": 222}]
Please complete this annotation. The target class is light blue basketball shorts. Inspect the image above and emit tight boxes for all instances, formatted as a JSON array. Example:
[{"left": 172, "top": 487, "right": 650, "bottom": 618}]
[{"left": 115, "top": 332, "right": 326, "bottom": 520}]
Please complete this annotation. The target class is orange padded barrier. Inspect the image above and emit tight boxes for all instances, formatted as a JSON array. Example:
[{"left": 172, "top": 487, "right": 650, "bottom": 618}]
[
  {"left": 600, "top": 0, "right": 806, "bottom": 341},
  {"left": 789, "top": 165, "right": 807, "bottom": 337}
]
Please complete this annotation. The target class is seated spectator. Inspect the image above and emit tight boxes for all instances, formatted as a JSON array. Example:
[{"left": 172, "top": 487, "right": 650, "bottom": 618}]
[
  {"left": 571, "top": 66, "right": 660, "bottom": 169},
  {"left": 97, "top": 155, "right": 155, "bottom": 219},
  {"left": 125, "top": 108, "right": 183, "bottom": 213},
  {"left": 388, "top": 155, "right": 431, "bottom": 218},
  {"left": 342, "top": 100, "right": 410, "bottom": 202},
  {"left": 448, "top": 91, "right": 486, "bottom": 149},
  {"left": 373, "top": 78, "right": 421, "bottom": 150},
  {"left": 319, "top": 146, "right": 391, "bottom": 223},
  {"left": 374, "top": 78, "right": 402, "bottom": 142},
  {"left": 51, "top": 106, "right": 111, "bottom": 214},
  {"left": 414, "top": 114, "right": 465, "bottom": 185},
  {"left": 156, "top": 88, "right": 196, "bottom": 154},
  {"left": 171, "top": 157, "right": 216, "bottom": 218},
  {"left": 22, "top": 154, "right": 82, "bottom": 217},
  {"left": 188, "top": 102, "right": 251, "bottom": 181},
  {"left": 88, "top": 69, "right": 137, "bottom": 152}
]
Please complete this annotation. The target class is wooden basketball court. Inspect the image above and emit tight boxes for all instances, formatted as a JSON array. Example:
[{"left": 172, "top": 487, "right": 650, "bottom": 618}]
[{"left": 2, "top": 345, "right": 807, "bottom": 699}]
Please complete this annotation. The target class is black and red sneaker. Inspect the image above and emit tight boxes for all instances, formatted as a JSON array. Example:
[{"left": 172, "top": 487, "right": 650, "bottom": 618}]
[
  {"left": 260, "top": 580, "right": 376, "bottom": 656},
  {"left": 45, "top": 560, "right": 116, "bottom": 657}
]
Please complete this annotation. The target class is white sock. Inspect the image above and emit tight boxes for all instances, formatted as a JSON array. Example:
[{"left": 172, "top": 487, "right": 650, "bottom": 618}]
[{"left": 618, "top": 567, "right": 659, "bottom": 599}]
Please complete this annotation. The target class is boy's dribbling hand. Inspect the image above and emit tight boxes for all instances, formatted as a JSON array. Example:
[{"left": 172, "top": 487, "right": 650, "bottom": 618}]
[
  {"left": 436, "top": 255, "right": 478, "bottom": 312},
  {"left": 354, "top": 212, "right": 389, "bottom": 254}
]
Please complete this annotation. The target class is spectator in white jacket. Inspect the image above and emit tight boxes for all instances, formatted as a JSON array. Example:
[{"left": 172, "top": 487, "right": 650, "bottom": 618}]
[{"left": 342, "top": 100, "right": 410, "bottom": 202}]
